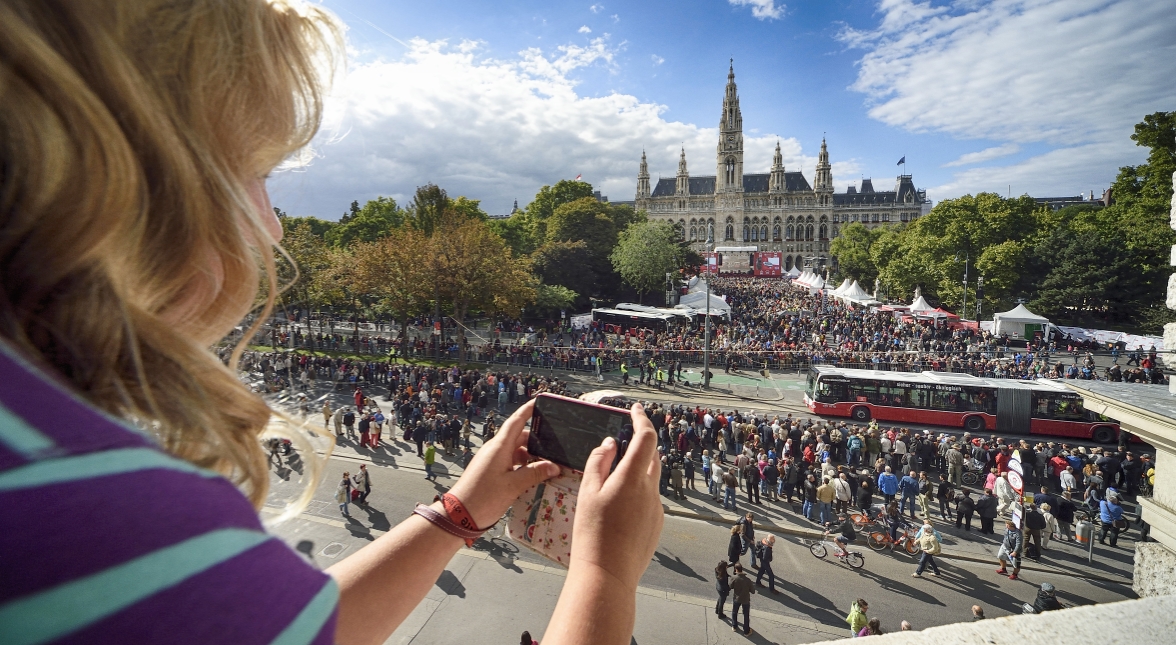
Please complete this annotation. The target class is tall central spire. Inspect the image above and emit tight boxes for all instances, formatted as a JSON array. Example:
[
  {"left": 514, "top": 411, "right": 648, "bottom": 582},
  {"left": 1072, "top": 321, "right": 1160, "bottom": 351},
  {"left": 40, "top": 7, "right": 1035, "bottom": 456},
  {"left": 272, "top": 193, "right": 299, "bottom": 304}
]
[
  {"left": 676, "top": 148, "right": 689, "bottom": 196},
  {"left": 716, "top": 61, "right": 744, "bottom": 193}
]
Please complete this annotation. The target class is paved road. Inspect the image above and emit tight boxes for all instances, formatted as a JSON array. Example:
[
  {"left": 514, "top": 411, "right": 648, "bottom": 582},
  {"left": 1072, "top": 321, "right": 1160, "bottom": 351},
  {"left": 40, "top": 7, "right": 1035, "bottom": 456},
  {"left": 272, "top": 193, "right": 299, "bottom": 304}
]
[{"left": 263, "top": 448, "right": 1136, "bottom": 643}]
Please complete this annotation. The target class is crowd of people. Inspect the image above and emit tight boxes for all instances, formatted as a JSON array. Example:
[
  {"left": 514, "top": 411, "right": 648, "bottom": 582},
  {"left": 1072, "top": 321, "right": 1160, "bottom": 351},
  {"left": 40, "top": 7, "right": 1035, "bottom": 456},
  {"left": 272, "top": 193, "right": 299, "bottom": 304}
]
[{"left": 251, "top": 275, "right": 1167, "bottom": 388}]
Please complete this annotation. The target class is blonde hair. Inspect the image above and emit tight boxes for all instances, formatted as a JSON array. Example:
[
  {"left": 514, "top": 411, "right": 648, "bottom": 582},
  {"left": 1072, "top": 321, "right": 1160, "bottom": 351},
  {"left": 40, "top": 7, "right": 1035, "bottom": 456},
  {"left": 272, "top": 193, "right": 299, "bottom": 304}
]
[{"left": 0, "top": 0, "right": 341, "bottom": 508}]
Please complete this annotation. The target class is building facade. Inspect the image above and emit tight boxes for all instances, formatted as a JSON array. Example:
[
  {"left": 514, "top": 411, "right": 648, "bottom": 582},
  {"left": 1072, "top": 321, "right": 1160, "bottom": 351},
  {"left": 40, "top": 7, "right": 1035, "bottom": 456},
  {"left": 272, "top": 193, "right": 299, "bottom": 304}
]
[{"left": 634, "top": 64, "right": 929, "bottom": 272}]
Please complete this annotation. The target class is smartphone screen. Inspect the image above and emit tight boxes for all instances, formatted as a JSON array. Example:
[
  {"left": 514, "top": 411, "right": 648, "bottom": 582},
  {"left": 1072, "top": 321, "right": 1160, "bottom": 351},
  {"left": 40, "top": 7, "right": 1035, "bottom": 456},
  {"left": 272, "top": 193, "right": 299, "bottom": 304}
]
[{"left": 528, "top": 394, "right": 634, "bottom": 472}]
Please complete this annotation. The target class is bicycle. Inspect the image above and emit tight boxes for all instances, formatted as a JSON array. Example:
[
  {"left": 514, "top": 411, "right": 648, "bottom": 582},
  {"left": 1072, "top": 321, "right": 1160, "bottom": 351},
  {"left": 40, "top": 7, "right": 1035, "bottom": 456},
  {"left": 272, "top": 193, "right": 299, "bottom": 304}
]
[
  {"left": 802, "top": 536, "right": 865, "bottom": 569},
  {"left": 867, "top": 524, "right": 921, "bottom": 555}
]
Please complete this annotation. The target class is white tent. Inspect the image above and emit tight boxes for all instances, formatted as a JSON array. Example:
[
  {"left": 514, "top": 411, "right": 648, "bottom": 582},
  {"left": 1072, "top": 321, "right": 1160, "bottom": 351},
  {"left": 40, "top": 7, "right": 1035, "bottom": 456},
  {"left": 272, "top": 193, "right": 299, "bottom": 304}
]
[
  {"left": 992, "top": 304, "right": 1052, "bottom": 340},
  {"left": 786, "top": 266, "right": 802, "bottom": 278},
  {"left": 839, "top": 280, "right": 879, "bottom": 305},
  {"left": 831, "top": 278, "right": 852, "bottom": 296},
  {"left": 909, "top": 296, "right": 935, "bottom": 313},
  {"left": 678, "top": 290, "right": 731, "bottom": 315},
  {"left": 807, "top": 274, "right": 826, "bottom": 290}
]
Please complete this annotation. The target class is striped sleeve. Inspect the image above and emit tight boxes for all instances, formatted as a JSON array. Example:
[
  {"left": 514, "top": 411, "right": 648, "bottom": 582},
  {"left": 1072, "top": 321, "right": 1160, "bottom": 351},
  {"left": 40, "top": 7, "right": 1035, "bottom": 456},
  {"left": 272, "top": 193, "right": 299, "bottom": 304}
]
[{"left": 0, "top": 345, "right": 337, "bottom": 645}]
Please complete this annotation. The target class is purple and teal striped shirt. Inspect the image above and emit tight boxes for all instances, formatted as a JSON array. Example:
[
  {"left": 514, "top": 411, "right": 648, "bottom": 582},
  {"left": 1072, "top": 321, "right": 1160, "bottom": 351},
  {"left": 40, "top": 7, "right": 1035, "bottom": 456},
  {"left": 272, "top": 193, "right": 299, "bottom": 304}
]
[{"left": 0, "top": 343, "right": 338, "bottom": 644}]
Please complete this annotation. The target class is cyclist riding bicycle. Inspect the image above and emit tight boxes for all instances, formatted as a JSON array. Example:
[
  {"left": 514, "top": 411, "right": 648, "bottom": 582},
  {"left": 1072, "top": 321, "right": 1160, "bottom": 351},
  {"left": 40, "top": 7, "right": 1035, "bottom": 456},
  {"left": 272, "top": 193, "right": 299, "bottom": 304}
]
[{"left": 825, "top": 513, "right": 857, "bottom": 557}]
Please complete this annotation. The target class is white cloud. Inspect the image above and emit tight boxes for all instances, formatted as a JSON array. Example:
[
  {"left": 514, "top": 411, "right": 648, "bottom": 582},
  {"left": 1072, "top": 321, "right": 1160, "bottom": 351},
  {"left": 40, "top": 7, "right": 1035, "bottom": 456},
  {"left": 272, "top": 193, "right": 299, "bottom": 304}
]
[
  {"left": 269, "top": 38, "right": 842, "bottom": 216},
  {"left": 729, "top": 0, "right": 785, "bottom": 20},
  {"left": 611, "top": 14, "right": 620, "bottom": 23},
  {"left": 651, "top": 54, "right": 665, "bottom": 66},
  {"left": 589, "top": 4, "right": 603, "bottom": 13},
  {"left": 842, "top": 0, "right": 1176, "bottom": 197},
  {"left": 578, "top": 25, "right": 591, "bottom": 34},
  {"left": 942, "top": 143, "right": 1019, "bottom": 167}
]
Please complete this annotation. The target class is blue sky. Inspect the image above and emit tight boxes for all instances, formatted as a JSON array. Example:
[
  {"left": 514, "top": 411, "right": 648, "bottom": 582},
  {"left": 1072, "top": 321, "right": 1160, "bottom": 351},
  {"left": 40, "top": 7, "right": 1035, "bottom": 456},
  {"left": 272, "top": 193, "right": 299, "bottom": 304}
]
[{"left": 270, "top": 0, "right": 1176, "bottom": 218}]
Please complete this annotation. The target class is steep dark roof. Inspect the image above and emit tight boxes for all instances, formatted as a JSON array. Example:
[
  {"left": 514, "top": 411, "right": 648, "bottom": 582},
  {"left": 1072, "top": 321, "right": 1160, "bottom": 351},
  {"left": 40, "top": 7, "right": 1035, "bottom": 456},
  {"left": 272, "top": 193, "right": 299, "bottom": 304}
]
[
  {"left": 650, "top": 172, "right": 812, "bottom": 197},
  {"left": 834, "top": 175, "right": 925, "bottom": 206},
  {"left": 651, "top": 176, "right": 718, "bottom": 197},
  {"left": 651, "top": 178, "right": 675, "bottom": 197},
  {"left": 690, "top": 176, "right": 716, "bottom": 195}
]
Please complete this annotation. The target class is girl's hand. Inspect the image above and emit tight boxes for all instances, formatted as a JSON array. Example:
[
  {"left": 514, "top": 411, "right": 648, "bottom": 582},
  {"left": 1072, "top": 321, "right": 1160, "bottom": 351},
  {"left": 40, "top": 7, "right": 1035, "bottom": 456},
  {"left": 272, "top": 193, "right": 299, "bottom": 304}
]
[
  {"left": 568, "top": 403, "right": 664, "bottom": 591},
  {"left": 447, "top": 399, "right": 559, "bottom": 528}
]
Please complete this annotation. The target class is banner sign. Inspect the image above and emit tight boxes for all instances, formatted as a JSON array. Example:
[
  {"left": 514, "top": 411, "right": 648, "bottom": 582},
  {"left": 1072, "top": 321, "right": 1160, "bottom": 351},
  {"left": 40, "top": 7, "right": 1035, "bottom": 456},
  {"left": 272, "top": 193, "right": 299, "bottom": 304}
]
[{"left": 753, "top": 252, "right": 782, "bottom": 277}]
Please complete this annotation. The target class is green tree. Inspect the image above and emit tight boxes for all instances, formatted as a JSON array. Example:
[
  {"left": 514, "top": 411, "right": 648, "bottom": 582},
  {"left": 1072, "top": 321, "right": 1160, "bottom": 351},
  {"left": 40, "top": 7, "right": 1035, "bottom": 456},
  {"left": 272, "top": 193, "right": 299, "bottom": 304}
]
[
  {"left": 406, "top": 183, "right": 450, "bottom": 236},
  {"left": 1031, "top": 223, "right": 1134, "bottom": 324},
  {"left": 282, "top": 214, "right": 337, "bottom": 240},
  {"left": 829, "top": 223, "right": 881, "bottom": 284},
  {"left": 1100, "top": 111, "right": 1176, "bottom": 325},
  {"left": 610, "top": 221, "right": 684, "bottom": 303},
  {"left": 522, "top": 180, "right": 594, "bottom": 243},
  {"left": 488, "top": 214, "right": 533, "bottom": 256},
  {"left": 450, "top": 196, "right": 489, "bottom": 222},
  {"left": 325, "top": 196, "right": 404, "bottom": 248},
  {"left": 533, "top": 284, "right": 578, "bottom": 315},
  {"left": 532, "top": 240, "right": 597, "bottom": 305}
]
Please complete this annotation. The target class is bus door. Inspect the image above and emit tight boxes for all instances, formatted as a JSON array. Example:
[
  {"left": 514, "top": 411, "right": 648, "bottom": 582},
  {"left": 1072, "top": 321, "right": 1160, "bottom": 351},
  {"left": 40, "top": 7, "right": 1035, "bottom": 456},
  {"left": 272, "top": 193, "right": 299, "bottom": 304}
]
[{"left": 996, "top": 386, "right": 1031, "bottom": 435}]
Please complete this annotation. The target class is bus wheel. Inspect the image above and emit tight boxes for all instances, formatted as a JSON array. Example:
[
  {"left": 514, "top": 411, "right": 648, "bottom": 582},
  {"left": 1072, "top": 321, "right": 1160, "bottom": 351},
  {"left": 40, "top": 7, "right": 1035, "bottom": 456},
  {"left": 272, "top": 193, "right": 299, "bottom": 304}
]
[
  {"left": 964, "top": 416, "right": 985, "bottom": 432},
  {"left": 852, "top": 406, "right": 871, "bottom": 422},
  {"left": 1092, "top": 426, "right": 1116, "bottom": 444}
]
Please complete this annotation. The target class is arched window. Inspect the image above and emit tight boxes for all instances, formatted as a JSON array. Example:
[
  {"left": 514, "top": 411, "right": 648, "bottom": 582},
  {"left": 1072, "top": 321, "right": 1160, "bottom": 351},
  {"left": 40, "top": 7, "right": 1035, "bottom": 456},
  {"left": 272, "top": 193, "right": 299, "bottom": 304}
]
[
  {"left": 785, "top": 255, "right": 793, "bottom": 271},
  {"left": 786, "top": 224, "right": 794, "bottom": 240},
  {"left": 725, "top": 218, "right": 734, "bottom": 241},
  {"left": 689, "top": 226, "right": 697, "bottom": 241},
  {"left": 805, "top": 224, "right": 814, "bottom": 241},
  {"left": 819, "top": 224, "right": 827, "bottom": 240},
  {"left": 761, "top": 225, "right": 768, "bottom": 241},
  {"left": 678, "top": 220, "right": 687, "bottom": 240},
  {"left": 773, "top": 224, "right": 781, "bottom": 240},
  {"left": 726, "top": 157, "right": 736, "bottom": 186},
  {"left": 743, "top": 225, "right": 750, "bottom": 242}
]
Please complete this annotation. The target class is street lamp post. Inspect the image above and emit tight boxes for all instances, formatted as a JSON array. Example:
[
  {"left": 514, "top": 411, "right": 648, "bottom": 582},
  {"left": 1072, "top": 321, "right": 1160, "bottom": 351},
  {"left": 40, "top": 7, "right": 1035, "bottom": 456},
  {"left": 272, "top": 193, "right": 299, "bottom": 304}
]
[{"left": 703, "top": 226, "right": 713, "bottom": 389}]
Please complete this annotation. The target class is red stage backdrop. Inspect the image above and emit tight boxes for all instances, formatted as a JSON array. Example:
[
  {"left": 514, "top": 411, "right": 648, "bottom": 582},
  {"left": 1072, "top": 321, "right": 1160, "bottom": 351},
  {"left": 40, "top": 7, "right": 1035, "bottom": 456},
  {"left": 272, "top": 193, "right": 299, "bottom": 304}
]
[{"left": 753, "top": 252, "right": 781, "bottom": 277}]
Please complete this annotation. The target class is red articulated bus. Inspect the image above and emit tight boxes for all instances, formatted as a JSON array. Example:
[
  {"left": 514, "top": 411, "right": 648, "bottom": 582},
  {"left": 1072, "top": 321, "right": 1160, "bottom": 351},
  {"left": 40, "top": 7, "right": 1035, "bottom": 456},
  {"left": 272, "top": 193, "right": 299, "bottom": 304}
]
[{"left": 803, "top": 366, "right": 1120, "bottom": 443}]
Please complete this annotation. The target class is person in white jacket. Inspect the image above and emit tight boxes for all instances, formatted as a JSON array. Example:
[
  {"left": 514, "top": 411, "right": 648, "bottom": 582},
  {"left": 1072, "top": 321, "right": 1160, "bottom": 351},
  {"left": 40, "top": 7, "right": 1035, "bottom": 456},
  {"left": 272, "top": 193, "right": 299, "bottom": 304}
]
[
  {"left": 834, "top": 472, "right": 853, "bottom": 515},
  {"left": 1039, "top": 503, "right": 1061, "bottom": 549},
  {"left": 995, "top": 473, "right": 1016, "bottom": 516}
]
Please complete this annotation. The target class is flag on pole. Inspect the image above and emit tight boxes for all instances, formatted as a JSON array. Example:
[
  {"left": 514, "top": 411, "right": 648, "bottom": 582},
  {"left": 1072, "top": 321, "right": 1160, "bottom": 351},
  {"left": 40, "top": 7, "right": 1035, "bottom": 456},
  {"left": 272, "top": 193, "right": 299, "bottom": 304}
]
[
  {"left": 896, "top": 156, "right": 905, "bottom": 166},
  {"left": 574, "top": 174, "right": 582, "bottom": 181}
]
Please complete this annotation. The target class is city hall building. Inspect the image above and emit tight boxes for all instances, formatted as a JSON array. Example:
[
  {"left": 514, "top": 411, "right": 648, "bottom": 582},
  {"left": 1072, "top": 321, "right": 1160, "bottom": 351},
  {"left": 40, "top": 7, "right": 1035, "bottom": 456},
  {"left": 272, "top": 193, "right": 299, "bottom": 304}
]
[{"left": 632, "top": 64, "right": 930, "bottom": 272}]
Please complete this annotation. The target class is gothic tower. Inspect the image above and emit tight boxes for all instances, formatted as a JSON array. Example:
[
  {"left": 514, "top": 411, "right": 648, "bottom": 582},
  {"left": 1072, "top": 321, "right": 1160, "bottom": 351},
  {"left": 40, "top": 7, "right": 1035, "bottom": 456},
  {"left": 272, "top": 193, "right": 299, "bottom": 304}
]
[
  {"left": 675, "top": 148, "right": 689, "bottom": 196},
  {"left": 814, "top": 137, "right": 833, "bottom": 205},
  {"left": 769, "top": 140, "right": 785, "bottom": 193},
  {"left": 636, "top": 149, "right": 651, "bottom": 200},
  {"left": 715, "top": 61, "right": 744, "bottom": 193}
]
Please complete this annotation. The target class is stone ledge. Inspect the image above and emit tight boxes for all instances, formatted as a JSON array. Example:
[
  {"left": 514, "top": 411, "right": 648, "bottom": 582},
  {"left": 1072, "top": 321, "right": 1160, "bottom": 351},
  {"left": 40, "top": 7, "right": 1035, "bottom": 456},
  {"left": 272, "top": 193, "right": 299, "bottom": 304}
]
[{"left": 803, "top": 594, "right": 1176, "bottom": 644}]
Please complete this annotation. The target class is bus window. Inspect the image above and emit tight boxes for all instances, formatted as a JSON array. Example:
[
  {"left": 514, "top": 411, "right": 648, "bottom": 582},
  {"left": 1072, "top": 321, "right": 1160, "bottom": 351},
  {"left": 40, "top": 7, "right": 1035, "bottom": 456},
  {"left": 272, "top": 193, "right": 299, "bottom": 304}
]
[
  {"left": 962, "top": 387, "right": 996, "bottom": 414},
  {"left": 879, "top": 385, "right": 909, "bottom": 407},
  {"left": 1031, "top": 392, "right": 1086, "bottom": 421},
  {"left": 806, "top": 372, "right": 816, "bottom": 397},
  {"left": 816, "top": 379, "right": 845, "bottom": 403},
  {"left": 847, "top": 381, "right": 877, "bottom": 403}
]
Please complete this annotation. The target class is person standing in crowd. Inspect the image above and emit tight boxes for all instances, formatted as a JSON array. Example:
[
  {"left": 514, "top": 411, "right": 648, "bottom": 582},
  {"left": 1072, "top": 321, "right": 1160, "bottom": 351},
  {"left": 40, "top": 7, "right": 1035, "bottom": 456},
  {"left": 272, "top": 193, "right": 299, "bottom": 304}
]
[
  {"left": 955, "top": 490, "right": 976, "bottom": 531},
  {"left": 898, "top": 470, "right": 920, "bottom": 519},
  {"left": 1100, "top": 493, "right": 1126, "bottom": 547},
  {"left": 740, "top": 513, "right": 758, "bottom": 569},
  {"left": 846, "top": 599, "right": 869, "bottom": 638},
  {"left": 857, "top": 480, "right": 874, "bottom": 515},
  {"left": 877, "top": 466, "right": 899, "bottom": 505},
  {"left": 423, "top": 442, "right": 438, "bottom": 481},
  {"left": 996, "top": 519, "right": 1023, "bottom": 580},
  {"left": 336, "top": 472, "right": 353, "bottom": 518},
  {"left": 911, "top": 521, "right": 942, "bottom": 578},
  {"left": 727, "top": 524, "right": 744, "bottom": 566},
  {"left": 754, "top": 535, "right": 780, "bottom": 594},
  {"left": 714, "top": 561, "right": 730, "bottom": 621},
  {"left": 936, "top": 473, "right": 955, "bottom": 521},
  {"left": 976, "top": 488, "right": 999, "bottom": 534},
  {"left": 322, "top": 400, "right": 333, "bottom": 428},
  {"left": 817, "top": 477, "right": 836, "bottom": 525},
  {"left": 354, "top": 464, "right": 372, "bottom": 505},
  {"left": 723, "top": 467, "right": 739, "bottom": 511},
  {"left": 729, "top": 564, "right": 755, "bottom": 635}
]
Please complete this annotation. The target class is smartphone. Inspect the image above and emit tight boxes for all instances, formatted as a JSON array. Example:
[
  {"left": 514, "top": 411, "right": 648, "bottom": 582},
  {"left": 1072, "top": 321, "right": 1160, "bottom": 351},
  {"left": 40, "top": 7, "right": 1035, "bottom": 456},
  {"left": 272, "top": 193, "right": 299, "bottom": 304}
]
[{"left": 528, "top": 393, "right": 634, "bottom": 473}]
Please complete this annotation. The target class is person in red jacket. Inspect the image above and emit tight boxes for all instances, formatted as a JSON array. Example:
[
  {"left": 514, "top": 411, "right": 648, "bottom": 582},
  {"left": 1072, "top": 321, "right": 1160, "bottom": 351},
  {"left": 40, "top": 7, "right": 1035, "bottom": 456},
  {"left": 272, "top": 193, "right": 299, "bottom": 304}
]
[
  {"left": 1049, "top": 454, "right": 1069, "bottom": 493},
  {"left": 995, "top": 447, "right": 1011, "bottom": 475}
]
